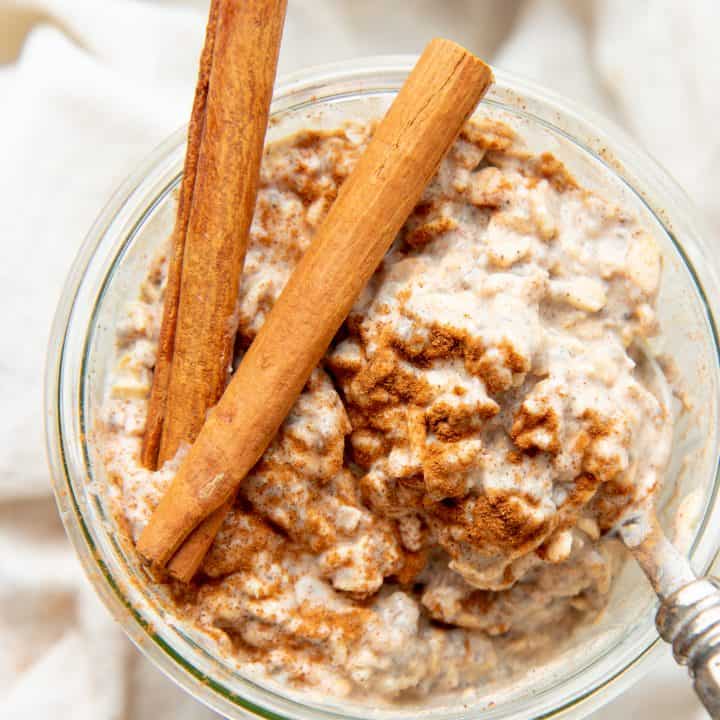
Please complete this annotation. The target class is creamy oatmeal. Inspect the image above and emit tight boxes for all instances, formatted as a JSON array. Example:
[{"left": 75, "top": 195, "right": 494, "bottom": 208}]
[{"left": 100, "top": 116, "right": 669, "bottom": 701}]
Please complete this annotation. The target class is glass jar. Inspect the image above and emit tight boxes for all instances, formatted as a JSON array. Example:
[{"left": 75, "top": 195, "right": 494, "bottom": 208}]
[{"left": 45, "top": 57, "right": 720, "bottom": 720}]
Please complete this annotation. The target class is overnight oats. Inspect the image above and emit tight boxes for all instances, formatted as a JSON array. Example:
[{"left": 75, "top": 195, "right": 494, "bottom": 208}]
[{"left": 97, "top": 114, "right": 671, "bottom": 703}]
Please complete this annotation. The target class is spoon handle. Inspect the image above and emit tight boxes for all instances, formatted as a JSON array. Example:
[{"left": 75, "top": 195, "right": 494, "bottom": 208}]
[{"left": 656, "top": 577, "right": 720, "bottom": 718}]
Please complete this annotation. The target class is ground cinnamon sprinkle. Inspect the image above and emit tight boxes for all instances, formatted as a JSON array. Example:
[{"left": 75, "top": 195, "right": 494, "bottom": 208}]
[{"left": 100, "top": 113, "right": 671, "bottom": 703}]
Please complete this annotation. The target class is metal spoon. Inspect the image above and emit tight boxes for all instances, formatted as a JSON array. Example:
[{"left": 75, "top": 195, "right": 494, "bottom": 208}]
[{"left": 618, "top": 345, "right": 720, "bottom": 717}]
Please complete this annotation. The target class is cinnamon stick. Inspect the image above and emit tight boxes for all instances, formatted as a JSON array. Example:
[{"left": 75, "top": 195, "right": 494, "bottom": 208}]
[
  {"left": 140, "top": 0, "right": 220, "bottom": 471},
  {"left": 137, "top": 38, "right": 494, "bottom": 576},
  {"left": 139, "top": 0, "right": 286, "bottom": 575}
]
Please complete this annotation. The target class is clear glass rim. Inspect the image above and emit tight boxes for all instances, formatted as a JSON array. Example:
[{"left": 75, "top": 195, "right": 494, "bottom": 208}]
[{"left": 44, "top": 55, "right": 720, "bottom": 720}]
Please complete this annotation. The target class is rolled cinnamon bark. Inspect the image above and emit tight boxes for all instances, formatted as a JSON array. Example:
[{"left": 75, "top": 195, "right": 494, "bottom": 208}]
[
  {"left": 142, "top": 0, "right": 287, "bottom": 471},
  {"left": 138, "top": 0, "right": 286, "bottom": 580},
  {"left": 137, "top": 38, "right": 494, "bottom": 574}
]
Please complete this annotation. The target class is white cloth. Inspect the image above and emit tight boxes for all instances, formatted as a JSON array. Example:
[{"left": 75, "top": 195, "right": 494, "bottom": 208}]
[{"left": 1, "top": 0, "right": 717, "bottom": 717}]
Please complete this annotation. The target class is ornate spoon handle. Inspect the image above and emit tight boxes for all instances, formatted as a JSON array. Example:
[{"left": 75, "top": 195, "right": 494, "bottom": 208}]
[
  {"left": 619, "top": 346, "right": 720, "bottom": 714},
  {"left": 655, "top": 577, "right": 720, "bottom": 718},
  {"left": 621, "top": 509, "right": 720, "bottom": 717}
]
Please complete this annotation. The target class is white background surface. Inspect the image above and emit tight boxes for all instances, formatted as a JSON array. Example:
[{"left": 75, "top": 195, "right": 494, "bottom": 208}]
[{"left": 1, "top": 0, "right": 718, "bottom": 717}]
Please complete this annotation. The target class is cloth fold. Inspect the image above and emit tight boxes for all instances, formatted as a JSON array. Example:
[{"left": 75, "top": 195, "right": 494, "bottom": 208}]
[{"left": 1, "top": 0, "right": 716, "bottom": 717}]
